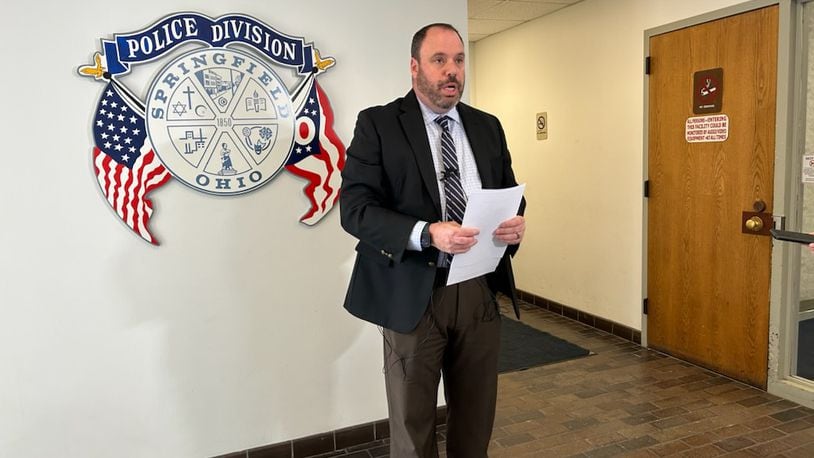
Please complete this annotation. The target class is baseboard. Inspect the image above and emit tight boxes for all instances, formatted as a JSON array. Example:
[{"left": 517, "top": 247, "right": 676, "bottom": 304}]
[
  {"left": 516, "top": 289, "right": 642, "bottom": 345},
  {"left": 213, "top": 406, "right": 447, "bottom": 458}
]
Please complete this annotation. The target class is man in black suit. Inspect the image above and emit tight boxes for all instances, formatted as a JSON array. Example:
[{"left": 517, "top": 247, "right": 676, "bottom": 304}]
[{"left": 340, "top": 23, "right": 525, "bottom": 457}]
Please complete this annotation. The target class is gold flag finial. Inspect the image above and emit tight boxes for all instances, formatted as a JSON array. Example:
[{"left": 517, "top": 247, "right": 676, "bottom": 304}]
[
  {"left": 314, "top": 50, "right": 335, "bottom": 72},
  {"left": 79, "top": 53, "right": 106, "bottom": 80}
]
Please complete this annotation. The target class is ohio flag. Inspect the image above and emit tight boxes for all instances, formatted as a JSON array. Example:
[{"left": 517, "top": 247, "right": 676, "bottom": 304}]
[{"left": 285, "top": 81, "right": 346, "bottom": 225}]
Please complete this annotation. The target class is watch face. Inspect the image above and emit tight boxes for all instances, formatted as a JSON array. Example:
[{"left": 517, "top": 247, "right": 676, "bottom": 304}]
[{"left": 421, "top": 225, "right": 431, "bottom": 248}]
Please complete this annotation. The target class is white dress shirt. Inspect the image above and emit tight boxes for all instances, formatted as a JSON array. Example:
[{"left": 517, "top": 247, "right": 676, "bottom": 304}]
[{"left": 407, "top": 99, "right": 483, "bottom": 250}]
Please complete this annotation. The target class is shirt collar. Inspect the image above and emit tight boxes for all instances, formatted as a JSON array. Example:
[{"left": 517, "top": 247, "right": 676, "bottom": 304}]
[{"left": 416, "top": 97, "right": 462, "bottom": 128}]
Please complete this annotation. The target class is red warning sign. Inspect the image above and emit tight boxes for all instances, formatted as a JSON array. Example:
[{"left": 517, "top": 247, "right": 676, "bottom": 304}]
[{"left": 685, "top": 114, "right": 729, "bottom": 143}]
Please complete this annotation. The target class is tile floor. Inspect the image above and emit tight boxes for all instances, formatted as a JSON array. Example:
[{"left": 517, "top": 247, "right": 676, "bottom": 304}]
[{"left": 312, "top": 301, "right": 814, "bottom": 457}]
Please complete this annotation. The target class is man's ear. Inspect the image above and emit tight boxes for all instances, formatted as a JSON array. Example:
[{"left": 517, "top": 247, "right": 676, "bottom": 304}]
[{"left": 410, "top": 57, "right": 418, "bottom": 78}]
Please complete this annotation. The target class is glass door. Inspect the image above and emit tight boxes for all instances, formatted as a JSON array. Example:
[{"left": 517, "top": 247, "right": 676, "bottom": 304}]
[{"left": 796, "top": 1, "right": 814, "bottom": 382}]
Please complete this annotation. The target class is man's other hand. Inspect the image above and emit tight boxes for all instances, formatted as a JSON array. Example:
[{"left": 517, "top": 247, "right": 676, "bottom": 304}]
[
  {"left": 493, "top": 216, "right": 525, "bottom": 245},
  {"left": 429, "top": 222, "right": 479, "bottom": 254}
]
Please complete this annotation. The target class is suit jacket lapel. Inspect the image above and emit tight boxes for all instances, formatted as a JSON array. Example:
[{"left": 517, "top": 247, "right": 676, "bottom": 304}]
[
  {"left": 458, "top": 103, "right": 497, "bottom": 188},
  {"left": 399, "top": 91, "right": 442, "bottom": 217}
]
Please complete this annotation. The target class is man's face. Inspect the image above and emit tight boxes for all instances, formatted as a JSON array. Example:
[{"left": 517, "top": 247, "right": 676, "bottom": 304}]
[{"left": 411, "top": 27, "right": 465, "bottom": 113}]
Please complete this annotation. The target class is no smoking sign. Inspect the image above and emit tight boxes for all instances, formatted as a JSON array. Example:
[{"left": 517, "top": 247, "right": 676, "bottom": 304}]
[{"left": 536, "top": 112, "right": 548, "bottom": 140}]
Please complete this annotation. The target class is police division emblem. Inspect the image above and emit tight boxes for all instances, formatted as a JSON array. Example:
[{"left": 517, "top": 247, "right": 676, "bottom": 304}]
[{"left": 78, "top": 13, "right": 346, "bottom": 244}]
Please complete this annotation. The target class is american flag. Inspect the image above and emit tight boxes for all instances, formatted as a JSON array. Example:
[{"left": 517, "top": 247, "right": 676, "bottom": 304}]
[
  {"left": 285, "top": 81, "right": 346, "bottom": 225},
  {"left": 92, "top": 82, "right": 171, "bottom": 244}
]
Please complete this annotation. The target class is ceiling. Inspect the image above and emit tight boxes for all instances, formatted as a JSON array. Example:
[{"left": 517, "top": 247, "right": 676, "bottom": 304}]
[{"left": 468, "top": 0, "right": 583, "bottom": 41}]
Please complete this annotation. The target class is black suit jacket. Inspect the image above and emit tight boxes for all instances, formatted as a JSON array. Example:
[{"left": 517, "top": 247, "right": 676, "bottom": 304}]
[{"left": 340, "top": 90, "right": 524, "bottom": 333}]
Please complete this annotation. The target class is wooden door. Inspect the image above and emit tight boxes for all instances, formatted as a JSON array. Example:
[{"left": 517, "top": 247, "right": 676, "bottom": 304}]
[{"left": 647, "top": 6, "right": 778, "bottom": 389}]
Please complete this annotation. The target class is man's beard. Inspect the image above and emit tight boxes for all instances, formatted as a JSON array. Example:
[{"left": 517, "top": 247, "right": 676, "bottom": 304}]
[{"left": 416, "top": 67, "right": 464, "bottom": 110}]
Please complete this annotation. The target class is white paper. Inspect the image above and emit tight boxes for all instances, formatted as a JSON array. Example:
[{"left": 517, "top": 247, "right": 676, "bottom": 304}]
[{"left": 447, "top": 184, "right": 526, "bottom": 286}]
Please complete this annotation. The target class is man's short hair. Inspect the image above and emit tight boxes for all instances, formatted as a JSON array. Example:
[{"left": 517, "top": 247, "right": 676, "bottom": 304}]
[{"left": 411, "top": 23, "right": 464, "bottom": 60}]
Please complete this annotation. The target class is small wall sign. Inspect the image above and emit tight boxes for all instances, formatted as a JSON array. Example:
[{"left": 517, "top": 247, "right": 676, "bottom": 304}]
[
  {"left": 536, "top": 112, "right": 548, "bottom": 140},
  {"left": 685, "top": 114, "right": 729, "bottom": 143},
  {"left": 803, "top": 155, "right": 814, "bottom": 184},
  {"left": 693, "top": 68, "right": 723, "bottom": 114}
]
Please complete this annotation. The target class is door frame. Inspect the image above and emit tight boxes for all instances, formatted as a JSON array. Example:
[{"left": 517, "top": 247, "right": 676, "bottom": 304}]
[{"left": 642, "top": 0, "right": 813, "bottom": 407}]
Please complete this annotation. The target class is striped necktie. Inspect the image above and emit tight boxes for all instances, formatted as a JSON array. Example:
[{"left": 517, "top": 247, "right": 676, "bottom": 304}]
[{"left": 435, "top": 115, "right": 466, "bottom": 225}]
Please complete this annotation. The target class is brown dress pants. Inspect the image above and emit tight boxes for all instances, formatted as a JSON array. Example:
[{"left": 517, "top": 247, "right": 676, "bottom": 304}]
[{"left": 383, "top": 275, "right": 501, "bottom": 458}]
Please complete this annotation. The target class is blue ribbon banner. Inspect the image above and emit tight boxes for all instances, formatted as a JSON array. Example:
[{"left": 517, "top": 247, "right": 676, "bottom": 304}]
[{"left": 103, "top": 13, "right": 314, "bottom": 75}]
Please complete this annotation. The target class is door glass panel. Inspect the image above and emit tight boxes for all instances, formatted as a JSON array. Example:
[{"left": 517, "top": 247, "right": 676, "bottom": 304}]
[{"left": 797, "top": 2, "right": 814, "bottom": 381}]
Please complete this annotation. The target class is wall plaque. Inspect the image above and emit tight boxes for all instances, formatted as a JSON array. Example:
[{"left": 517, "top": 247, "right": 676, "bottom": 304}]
[{"left": 77, "top": 13, "right": 346, "bottom": 244}]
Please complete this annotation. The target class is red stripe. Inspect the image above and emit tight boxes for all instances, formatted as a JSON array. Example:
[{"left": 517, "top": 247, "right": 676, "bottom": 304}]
[
  {"left": 144, "top": 151, "right": 171, "bottom": 192},
  {"left": 134, "top": 156, "right": 153, "bottom": 233},
  {"left": 120, "top": 159, "right": 137, "bottom": 228},
  {"left": 134, "top": 151, "right": 159, "bottom": 225},
  {"left": 131, "top": 152, "right": 153, "bottom": 224},
  {"left": 139, "top": 151, "right": 171, "bottom": 245},
  {"left": 285, "top": 163, "right": 322, "bottom": 221},
  {"left": 94, "top": 149, "right": 109, "bottom": 196},
  {"left": 316, "top": 84, "right": 346, "bottom": 171},
  {"left": 133, "top": 151, "right": 163, "bottom": 244},
  {"left": 112, "top": 161, "right": 124, "bottom": 215},
  {"left": 316, "top": 151, "right": 334, "bottom": 212},
  {"left": 92, "top": 148, "right": 102, "bottom": 177},
  {"left": 101, "top": 155, "right": 116, "bottom": 203},
  {"left": 316, "top": 84, "right": 346, "bottom": 210},
  {"left": 93, "top": 145, "right": 171, "bottom": 244}
]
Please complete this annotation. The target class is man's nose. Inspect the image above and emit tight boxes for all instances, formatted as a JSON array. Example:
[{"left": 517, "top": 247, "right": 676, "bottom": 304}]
[{"left": 443, "top": 64, "right": 457, "bottom": 77}]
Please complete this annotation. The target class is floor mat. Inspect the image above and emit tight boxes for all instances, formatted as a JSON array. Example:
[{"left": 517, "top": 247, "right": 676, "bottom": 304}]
[{"left": 499, "top": 317, "right": 591, "bottom": 373}]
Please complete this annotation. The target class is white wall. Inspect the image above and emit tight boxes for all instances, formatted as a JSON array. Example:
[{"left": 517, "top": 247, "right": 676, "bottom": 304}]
[
  {"left": 0, "top": 1, "right": 466, "bottom": 457},
  {"left": 471, "top": 0, "right": 751, "bottom": 329}
]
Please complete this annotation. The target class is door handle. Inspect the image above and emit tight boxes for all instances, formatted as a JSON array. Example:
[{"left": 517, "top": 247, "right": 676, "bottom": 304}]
[
  {"left": 741, "top": 211, "right": 772, "bottom": 236},
  {"left": 745, "top": 216, "right": 764, "bottom": 232}
]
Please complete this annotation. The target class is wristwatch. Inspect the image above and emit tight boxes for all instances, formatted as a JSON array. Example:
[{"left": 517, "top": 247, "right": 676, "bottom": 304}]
[{"left": 420, "top": 223, "right": 431, "bottom": 249}]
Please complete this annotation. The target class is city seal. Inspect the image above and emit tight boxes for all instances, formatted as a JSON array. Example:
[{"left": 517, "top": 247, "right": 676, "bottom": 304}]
[{"left": 146, "top": 48, "right": 295, "bottom": 195}]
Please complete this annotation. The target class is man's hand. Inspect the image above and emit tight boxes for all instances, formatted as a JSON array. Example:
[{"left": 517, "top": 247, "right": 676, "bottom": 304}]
[
  {"left": 493, "top": 215, "right": 525, "bottom": 245},
  {"left": 429, "top": 222, "right": 479, "bottom": 254}
]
